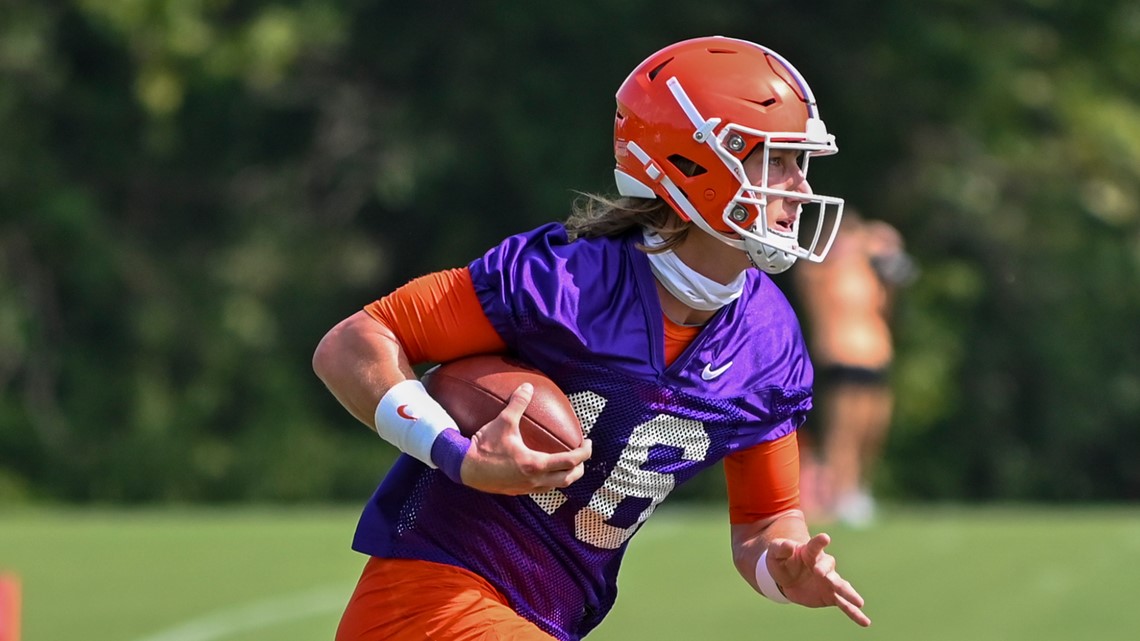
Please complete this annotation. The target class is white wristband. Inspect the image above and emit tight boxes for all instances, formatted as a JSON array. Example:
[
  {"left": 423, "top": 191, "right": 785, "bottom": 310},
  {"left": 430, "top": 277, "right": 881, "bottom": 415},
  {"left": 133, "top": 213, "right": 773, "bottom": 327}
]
[
  {"left": 374, "top": 379, "right": 458, "bottom": 468},
  {"left": 755, "top": 550, "right": 791, "bottom": 604}
]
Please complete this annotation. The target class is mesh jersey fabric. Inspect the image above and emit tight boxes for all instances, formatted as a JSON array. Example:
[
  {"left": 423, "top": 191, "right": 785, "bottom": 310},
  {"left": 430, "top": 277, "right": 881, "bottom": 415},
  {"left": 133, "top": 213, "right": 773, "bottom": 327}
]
[{"left": 351, "top": 223, "right": 813, "bottom": 640}]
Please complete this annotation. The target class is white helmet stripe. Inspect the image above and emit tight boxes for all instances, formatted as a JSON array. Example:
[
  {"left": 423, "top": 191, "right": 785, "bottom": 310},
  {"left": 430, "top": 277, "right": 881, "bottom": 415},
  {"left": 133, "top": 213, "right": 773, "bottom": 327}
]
[
  {"left": 626, "top": 140, "right": 744, "bottom": 250},
  {"left": 666, "top": 77, "right": 721, "bottom": 143}
]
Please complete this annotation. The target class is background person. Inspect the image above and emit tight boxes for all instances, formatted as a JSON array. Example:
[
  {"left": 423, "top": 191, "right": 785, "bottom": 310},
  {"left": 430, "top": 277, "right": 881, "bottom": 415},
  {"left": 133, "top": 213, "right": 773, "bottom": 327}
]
[
  {"left": 793, "top": 211, "right": 917, "bottom": 527},
  {"left": 314, "top": 36, "right": 869, "bottom": 640}
]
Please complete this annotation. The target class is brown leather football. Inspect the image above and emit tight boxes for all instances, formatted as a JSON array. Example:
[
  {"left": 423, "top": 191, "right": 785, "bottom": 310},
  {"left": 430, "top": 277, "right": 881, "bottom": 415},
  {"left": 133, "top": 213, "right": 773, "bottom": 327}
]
[{"left": 422, "top": 354, "right": 583, "bottom": 453}]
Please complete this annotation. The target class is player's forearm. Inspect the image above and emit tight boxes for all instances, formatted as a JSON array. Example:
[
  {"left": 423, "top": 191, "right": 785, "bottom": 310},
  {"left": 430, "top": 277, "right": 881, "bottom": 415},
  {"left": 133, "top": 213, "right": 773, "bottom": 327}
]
[
  {"left": 730, "top": 509, "right": 809, "bottom": 591},
  {"left": 313, "top": 310, "right": 416, "bottom": 429}
]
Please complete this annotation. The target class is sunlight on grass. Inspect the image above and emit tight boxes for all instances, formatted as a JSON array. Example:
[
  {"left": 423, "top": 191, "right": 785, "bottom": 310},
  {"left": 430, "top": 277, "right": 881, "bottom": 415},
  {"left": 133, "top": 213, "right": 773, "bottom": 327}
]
[{"left": 1, "top": 504, "right": 1137, "bottom": 641}]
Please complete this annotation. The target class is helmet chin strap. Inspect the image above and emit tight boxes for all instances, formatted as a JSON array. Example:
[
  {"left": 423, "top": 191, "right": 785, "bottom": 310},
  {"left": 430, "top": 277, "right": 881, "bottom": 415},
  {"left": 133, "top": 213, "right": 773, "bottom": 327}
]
[{"left": 745, "top": 233, "right": 798, "bottom": 274}]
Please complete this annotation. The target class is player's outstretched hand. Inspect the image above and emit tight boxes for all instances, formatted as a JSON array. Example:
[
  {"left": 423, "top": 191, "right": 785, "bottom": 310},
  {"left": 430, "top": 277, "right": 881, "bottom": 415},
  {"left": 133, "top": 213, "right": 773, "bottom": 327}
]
[
  {"left": 460, "top": 383, "right": 593, "bottom": 495},
  {"left": 766, "top": 533, "right": 871, "bottom": 627}
]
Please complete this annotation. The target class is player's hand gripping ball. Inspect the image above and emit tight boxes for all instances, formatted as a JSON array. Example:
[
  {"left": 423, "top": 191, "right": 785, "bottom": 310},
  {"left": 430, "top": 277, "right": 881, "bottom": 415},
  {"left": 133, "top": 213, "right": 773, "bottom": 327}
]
[{"left": 422, "top": 354, "right": 583, "bottom": 453}]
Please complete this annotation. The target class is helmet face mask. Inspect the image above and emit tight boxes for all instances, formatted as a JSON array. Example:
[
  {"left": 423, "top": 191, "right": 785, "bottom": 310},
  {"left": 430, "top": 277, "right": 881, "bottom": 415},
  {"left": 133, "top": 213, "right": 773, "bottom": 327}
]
[
  {"left": 719, "top": 120, "right": 846, "bottom": 273},
  {"left": 614, "top": 37, "right": 845, "bottom": 273}
]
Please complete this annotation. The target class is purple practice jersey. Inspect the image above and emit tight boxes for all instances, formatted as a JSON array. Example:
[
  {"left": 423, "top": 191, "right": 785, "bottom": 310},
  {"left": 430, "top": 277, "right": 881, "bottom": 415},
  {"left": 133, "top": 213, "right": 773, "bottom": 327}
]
[{"left": 351, "top": 223, "right": 813, "bottom": 640}]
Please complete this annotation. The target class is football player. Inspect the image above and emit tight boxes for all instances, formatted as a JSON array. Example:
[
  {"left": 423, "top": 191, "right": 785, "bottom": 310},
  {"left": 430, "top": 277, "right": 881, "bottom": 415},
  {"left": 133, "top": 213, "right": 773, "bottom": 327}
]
[{"left": 315, "top": 36, "right": 870, "bottom": 640}]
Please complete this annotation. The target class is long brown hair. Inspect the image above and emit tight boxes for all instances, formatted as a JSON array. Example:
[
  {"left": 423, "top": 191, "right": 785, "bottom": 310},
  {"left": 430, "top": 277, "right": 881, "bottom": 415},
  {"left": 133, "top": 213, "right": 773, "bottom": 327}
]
[{"left": 564, "top": 193, "right": 691, "bottom": 253}]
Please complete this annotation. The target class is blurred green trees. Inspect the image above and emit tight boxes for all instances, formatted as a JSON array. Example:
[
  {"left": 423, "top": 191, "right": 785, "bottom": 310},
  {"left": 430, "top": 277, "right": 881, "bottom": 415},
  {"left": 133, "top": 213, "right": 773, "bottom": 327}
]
[{"left": 1, "top": 0, "right": 1137, "bottom": 503}]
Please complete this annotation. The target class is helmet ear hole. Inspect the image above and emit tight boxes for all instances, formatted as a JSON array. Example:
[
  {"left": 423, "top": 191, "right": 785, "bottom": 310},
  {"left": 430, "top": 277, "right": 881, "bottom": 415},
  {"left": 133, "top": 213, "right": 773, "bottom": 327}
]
[{"left": 666, "top": 155, "right": 707, "bottom": 178}]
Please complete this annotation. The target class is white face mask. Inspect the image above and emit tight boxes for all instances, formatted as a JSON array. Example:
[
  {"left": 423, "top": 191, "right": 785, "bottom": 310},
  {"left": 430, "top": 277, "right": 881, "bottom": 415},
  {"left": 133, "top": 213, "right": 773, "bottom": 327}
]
[{"left": 643, "top": 229, "right": 747, "bottom": 311}]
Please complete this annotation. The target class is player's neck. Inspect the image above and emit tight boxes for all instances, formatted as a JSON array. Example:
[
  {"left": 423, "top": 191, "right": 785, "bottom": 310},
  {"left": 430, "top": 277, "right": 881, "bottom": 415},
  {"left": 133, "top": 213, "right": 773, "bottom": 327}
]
[
  {"left": 655, "top": 280, "right": 716, "bottom": 326},
  {"left": 672, "top": 229, "right": 752, "bottom": 285},
  {"left": 642, "top": 225, "right": 755, "bottom": 326}
]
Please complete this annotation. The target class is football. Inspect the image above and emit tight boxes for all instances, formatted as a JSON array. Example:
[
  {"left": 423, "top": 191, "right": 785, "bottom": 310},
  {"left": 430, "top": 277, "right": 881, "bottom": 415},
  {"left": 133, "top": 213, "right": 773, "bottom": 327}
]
[{"left": 422, "top": 354, "right": 583, "bottom": 453}]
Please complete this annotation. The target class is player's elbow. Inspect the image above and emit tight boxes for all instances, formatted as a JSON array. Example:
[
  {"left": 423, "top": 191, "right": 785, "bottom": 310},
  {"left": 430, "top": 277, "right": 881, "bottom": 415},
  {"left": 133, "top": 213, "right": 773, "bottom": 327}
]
[
  {"left": 313, "top": 310, "right": 395, "bottom": 385},
  {"left": 312, "top": 316, "right": 359, "bottom": 384},
  {"left": 312, "top": 326, "right": 340, "bottom": 384}
]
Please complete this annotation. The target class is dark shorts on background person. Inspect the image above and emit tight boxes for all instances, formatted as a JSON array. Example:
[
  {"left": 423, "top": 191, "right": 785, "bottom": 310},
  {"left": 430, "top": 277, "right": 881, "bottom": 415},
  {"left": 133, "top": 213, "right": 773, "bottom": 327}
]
[{"left": 816, "top": 364, "right": 891, "bottom": 389}]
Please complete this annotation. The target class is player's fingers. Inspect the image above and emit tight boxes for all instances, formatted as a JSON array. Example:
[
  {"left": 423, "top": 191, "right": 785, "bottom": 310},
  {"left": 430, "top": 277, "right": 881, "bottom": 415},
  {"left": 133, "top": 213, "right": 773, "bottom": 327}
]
[
  {"left": 767, "top": 538, "right": 798, "bottom": 562},
  {"left": 834, "top": 593, "right": 872, "bottom": 627},
  {"left": 821, "top": 568, "right": 863, "bottom": 604},
  {"left": 568, "top": 438, "right": 592, "bottom": 463},
  {"left": 540, "top": 439, "right": 593, "bottom": 470},
  {"left": 802, "top": 532, "right": 832, "bottom": 560},
  {"left": 535, "top": 462, "right": 586, "bottom": 488},
  {"left": 538, "top": 449, "right": 592, "bottom": 474},
  {"left": 497, "top": 383, "right": 534, "bottom": 423},
  {"left": 564, "top": 462, "right": 586, "bottom": 485},
  {"left": 812, "top": 552, "right": 837, "bottom": 577}
]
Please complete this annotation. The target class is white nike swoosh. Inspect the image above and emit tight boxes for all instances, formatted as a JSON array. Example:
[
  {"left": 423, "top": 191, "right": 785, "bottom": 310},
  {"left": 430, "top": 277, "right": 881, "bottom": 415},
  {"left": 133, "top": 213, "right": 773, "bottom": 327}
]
[{"left": 701, "top": 361, "right": 733, "bottom": 381}]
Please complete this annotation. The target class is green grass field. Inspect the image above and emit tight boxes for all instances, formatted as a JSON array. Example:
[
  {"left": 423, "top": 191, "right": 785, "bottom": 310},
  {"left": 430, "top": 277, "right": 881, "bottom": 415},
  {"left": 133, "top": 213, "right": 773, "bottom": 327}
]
[{"left": 2, "top": 503, "right": 1138, "bottom": 640}]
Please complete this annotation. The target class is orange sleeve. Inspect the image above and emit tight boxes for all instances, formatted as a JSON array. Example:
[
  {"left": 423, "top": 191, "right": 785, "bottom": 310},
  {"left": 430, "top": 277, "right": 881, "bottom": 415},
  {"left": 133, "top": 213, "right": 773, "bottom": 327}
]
[
  {"left": 364, "top": 267, "right": 508, "bottom": 366},
  {"left": 724, "top": 432, "right": 801, "bottom": 524}
]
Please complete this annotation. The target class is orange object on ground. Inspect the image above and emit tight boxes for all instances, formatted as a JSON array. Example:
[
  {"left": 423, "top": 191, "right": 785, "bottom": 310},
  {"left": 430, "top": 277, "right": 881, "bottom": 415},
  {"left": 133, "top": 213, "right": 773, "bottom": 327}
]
[{"left": 0, "top": 573, "right": 20, "bottom": 641}]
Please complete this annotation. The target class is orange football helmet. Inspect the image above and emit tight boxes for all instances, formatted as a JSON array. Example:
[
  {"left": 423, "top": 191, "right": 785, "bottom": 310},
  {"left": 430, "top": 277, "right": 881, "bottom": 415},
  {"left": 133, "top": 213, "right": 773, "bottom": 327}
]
[{"left": 614, "top": 36, "right": 845, "bottom": 273}]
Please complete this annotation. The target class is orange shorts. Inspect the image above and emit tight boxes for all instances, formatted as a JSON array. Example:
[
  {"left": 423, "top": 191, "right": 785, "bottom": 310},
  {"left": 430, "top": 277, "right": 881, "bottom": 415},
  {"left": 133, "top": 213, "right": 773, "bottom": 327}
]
[{"left": 336, "top": 557, "right": 556, "bottom": 641}]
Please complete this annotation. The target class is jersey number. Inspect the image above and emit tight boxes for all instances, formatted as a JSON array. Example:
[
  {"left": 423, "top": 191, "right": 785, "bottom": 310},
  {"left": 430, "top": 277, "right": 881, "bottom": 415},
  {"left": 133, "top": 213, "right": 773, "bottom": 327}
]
[{"left": 529, "top": 391, "right": 710, "bottom": 549}]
